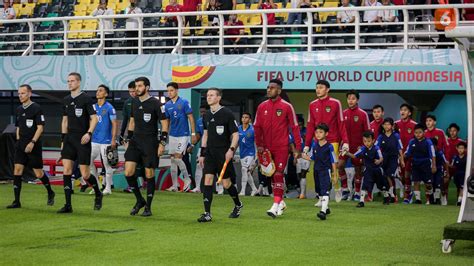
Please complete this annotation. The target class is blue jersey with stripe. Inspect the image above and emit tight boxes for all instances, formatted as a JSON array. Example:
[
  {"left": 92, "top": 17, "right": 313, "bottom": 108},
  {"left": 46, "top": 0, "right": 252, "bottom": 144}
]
[
  {"left": 375, "top": 132, "right": 402, "bottom": 158},
  {"left": 164, "top": 97, "right": 193, "bottom": 137},
  {"left": 311, "top": 141, "right": 337, "bottom": 171},
  {"left": 92, "top": 101, "right": 116, "bottom": 144},
  {"left": 405, "top": 138, "right": 435, "bottom": 165},
  {"left": 435, "top": 150, "right": 447, "bottom": 170},
  {"left": 196, "top": 117, "right": 204, "bottom": 137},
  {"left": 354, "top": 145, "right": 383, "bottom": 170},
  {"left": 238, "top": 124, "right": 256, "bottom": 158}
]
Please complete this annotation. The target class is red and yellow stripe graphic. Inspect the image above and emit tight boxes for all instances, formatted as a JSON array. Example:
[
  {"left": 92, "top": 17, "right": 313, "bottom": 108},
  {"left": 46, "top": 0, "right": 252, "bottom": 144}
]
[{"left": 172, "top": 66, "right": 216, "bottom": 89}]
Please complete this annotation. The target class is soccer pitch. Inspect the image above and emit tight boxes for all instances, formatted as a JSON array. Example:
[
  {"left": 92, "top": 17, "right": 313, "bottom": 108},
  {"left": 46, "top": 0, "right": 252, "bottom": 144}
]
[{"left": 1, "top": 184, "right": 473, "bottom": 265}]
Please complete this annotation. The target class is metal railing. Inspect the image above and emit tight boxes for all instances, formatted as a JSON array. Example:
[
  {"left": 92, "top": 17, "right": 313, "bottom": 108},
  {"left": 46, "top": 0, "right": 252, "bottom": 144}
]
[{"left": 0, "top": 3, "right": 473, "bottom": 56}]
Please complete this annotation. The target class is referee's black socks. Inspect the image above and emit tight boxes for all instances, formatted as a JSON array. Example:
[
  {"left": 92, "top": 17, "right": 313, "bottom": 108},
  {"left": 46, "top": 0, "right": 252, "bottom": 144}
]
[
  {"left": 39, "top": 173, "right": 53, "bottom": 194},
  {"left": 126, "top": 175, "right": 144, "bottom": 202},
  {"left": 146, "top": 177, "right": 156, "bottom": 208},
  {"left": 226, "top": 185, "right": 241, "bottom": 206},
  {"left": 13, "top": 175, "right": 22, "bottom": 203},
  {"left": 203, "top": 185, "right": 213, "bottom": 213},
  {"left": 87, "top": 175, "right": 101, "bottom": 196},
  {"left": 63, "top": 175, "right": 72, "bottom": 206}
]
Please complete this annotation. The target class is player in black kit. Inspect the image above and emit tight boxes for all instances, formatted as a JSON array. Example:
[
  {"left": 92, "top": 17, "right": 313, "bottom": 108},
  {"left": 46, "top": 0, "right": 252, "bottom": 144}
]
[
  {"left": 58, "top": 72, "right": 100, "bottom": 213},
  {"left": 197, "top": 88, "right": 243, "bottom": 222},
  {"left": 6, "top": 84, "right": 55, "bottom": 209},
  {"left": 124, "top": 76, "right": 169, "bottom": 217}
]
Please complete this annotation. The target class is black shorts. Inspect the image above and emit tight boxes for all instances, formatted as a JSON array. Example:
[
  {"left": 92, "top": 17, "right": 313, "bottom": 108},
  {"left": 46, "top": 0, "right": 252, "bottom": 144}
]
[
  {"left": 203, "top": 147, "right": 235, "bottom": 180},
  {"left": 61, "top": 133, "right": 92, "bottom": 165},
  {"left": 124, "top": 136, "right": 159, "bottom": 169},
  {"left": 14, "top": 140, "right": 43, "bottom": 169}
]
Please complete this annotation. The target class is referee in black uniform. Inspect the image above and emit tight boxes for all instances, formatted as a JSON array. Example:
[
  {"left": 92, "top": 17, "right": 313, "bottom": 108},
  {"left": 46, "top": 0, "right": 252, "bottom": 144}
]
[
  {"left": 6, "top": 84, "right": 55, "bottom": 209},
  {"left": 124, "top": 76, "right": 169, "bottom": 217},
  {"left": 197, "top": 88, "right": 242, "bottom": 222},
  {"left": 58, "top": 72, "right": 100, "bottom": 213}
]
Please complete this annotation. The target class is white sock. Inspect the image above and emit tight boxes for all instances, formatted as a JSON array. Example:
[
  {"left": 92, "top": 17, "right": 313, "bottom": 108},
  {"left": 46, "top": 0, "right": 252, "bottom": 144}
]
[
  {"left": 347, "top": 173, "right": 354, "bottom": 193},
  {"left": 79, "top": 177, "right": 87, "bottom": 186},
  {"left": 241, "top": 167, "right": 249, "bottom": 194},
  {"left": 434, "top": 188, "right": 441, "bottom": 199},
  {"left": 272, "top": 202, "right": 279, "bottom": 210},
  {"left": 300, "top": 178, "right": 306, "bottom": 196},
  {"left": 321, "top": 195, "right": 329, "bottom": 213},
  {"left": 414, "top": 191, "right": 421, "bottom": 200},
  {"left": 360, "top": 190, "right": 366, "bottom": 203},
  {"left": 248, "top": 170, "right": 258, "bottom": 191},
  {"left": 389, "top": 186, "right": 395, "bottom": 197},
  {"left": 176, "top": 158, "right": 190, "bottom": 181},
  {"left": 216, "top": 183, "right": 223, "bottom": 194},
  {"left": 458, "top": 196, "right": 462, "bottom": 202},
  {"left": 195, "top": 163, "right": 202, "bottom": 191},
  {"left": 170, "top": 158, "right": 179, "bottom": 188},
  {"left": 383, "top": 190, "right": 389, "bottom": 198},
  {"left": 105, "top": 172, "right": 113, "bottom": 191}
]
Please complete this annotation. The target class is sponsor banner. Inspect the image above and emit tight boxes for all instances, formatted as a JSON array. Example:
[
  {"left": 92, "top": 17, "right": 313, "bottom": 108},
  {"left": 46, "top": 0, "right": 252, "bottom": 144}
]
[{"left": 172, "top": 65, "right": 465, "bottom": 91}]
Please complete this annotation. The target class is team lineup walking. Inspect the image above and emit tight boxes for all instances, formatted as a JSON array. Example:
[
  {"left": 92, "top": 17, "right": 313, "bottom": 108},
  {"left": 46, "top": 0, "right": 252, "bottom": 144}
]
[{"left": 6, "top": 73, "right": 469, "bottom": 221}]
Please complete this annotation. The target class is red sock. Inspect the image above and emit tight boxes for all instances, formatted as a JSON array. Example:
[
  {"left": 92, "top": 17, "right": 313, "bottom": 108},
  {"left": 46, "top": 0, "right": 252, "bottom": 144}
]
[
  {"left": 339, "top": 169, "right": 347, "bottom": 189},
  {"left": 355, "top": 175, "right": 362, "bottom": 193},
  {"left": 272, "top": 172, "right": 284, "bottom": 204}
]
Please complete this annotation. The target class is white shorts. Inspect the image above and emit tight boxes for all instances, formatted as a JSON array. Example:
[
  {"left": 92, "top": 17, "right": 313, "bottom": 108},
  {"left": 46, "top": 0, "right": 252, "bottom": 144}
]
[
  {"left": 296, "top": 158, "right": 311, "bottom": 174},
  {"left": 240, "top": 156, "right": 255, "bottom": 168},
  {"left": 168, "top": 136, "right": 189, "bottom": 155}
]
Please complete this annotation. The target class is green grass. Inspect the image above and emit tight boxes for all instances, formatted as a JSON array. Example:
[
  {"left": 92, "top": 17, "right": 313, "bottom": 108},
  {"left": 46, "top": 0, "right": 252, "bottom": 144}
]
[{"left": 0, "top": 184, "right": 473, "bottom": 265}]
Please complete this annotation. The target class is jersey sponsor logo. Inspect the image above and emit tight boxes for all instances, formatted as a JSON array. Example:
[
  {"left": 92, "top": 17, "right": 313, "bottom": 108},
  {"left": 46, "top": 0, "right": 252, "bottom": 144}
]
[
  {"left": 354, "top": 115, "right": 359, "bottom": 122},
  {"left": 276, "top": 109, "right": 282, "bottom": 117},
  {"left": 325, "top": 106, "right": 331, "bottom": 113},
  {"left": 216, "top": 126, "right": 224, "bottom": 135},
  {"left": 407, "top": 128, "right": 412, "bottom": 134},
  {"left": 75, "top": 108, "right": 83, "bottom": 117},
  {"left": 26, "top": 119, "right": 33, "bottom": 128},
  {"left": 143, "top": 113, "right": 151, "bottom": 122}
]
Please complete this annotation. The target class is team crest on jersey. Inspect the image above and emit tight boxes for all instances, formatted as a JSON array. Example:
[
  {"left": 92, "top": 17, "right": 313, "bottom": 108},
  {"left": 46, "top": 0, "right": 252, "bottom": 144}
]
[
  {"left": 435, "top": 136, "right": 439, "bottom": 139},
  {"left": 26, "top": 119, "right": 33, "bottom": 128},
  {"left": 177, "top": 104, "right": 182, "bottom": 110},
  {"left": 408, "top": 128, "right": 412, "bottom": 134},
  {"left": 246, "top": 132, "right": 251, "bottom": 138},
  {"left": 143, "top": 113, "right": 151, "bottom": 122},
  {"left": 325, "top": 106, "right": 331, "bottom": 113},
  {"left": 216, "top": 126, "right": 224, "bottom": 135},
  {"left": 276, "top": 109, "right": 282, "bottom": 117},
  {"left": 264, "top": 110, "right": 268, "bottom": 115},
  {"left": 75, "top": 108, "right": 83, "bottom": 117},
  {"left": 354, "top": 116, "right": 359, "bottom": 122},
  {"left": 101, "top": 109, "right": 107, "bottom": 116},
  {"left": 316, "top": 108, "right": 319, "bottom": 112}
]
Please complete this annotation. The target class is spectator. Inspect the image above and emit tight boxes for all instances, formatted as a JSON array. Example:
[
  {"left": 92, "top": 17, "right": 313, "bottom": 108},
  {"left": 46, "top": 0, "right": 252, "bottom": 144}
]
[
  {"left": 218, "top": 0, "right": 236, "bottom": 21},
  {"left": 463, "top": 0, "right": 474, "bottom": 20},
  {"left": 164, "top": 0, "right": 183, "bottom": 28},
  {"left": 0, "top": 1, "right": 15, "bottom": 20},
  {"left": 258, "top": 0, "right": 277, "bottom": 35},
  {"left": 336, "top": 0, "right": 357, "bottom": 32},
  {"left": 224, "top": 14, "right": 246, "bottom": 53},
  {"left": 362, "top": 0, "right": 382, "bottom": 31},
  {"left": 205, "top": 0, "right": 221, "bottom": 35},
  {"left": 287, "top": 0, "right": 304, "bottom": 30},
  {"left": 377, "top": 0, "right": 398, "bottom": 28},
  {"left": 92, "top": 0, "right": 115, "bottom": 55},
  {"left": 125, "top": 0, "right": 142, "bottom": 54},
  {"left": 183, "top": 0, "right": 201, "bottom": 36}
]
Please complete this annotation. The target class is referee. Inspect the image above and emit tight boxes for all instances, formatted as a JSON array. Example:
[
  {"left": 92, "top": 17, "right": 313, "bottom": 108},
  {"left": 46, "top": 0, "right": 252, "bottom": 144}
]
[
  {"left": 197, "top": 88, "right": 242, "bottom": 223},
  {"left": 58, "top": 72, "right": 100, "bottom": 213},
  {"left": 124, "top": 76, "right": 169, "bottom": 217},
  {"left": 6, "top": 84, "right": 55, "bottom": 209}
]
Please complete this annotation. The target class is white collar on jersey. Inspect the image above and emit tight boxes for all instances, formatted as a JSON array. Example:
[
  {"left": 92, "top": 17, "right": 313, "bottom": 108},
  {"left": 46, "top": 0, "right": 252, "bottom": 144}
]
[
  {"left": 71, "top": 91, "right": 84, "bottom": 99},
  {"left": 210, "top": 105, "right": 223, "bottom": 114},
  {"left": 22, "top": 101, "right": 34, "bottom": 109}
]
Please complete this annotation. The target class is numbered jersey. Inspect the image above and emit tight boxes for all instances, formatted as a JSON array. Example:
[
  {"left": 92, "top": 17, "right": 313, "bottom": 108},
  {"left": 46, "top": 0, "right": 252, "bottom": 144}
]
[
  {"left": 92, "top": 101, "right": 116, "bottom": 144},
  {"left": 164, "top": 96, "right": 193, "bottom": 137},
  {"left": 16, "top": 102, "right": 45, "bottom": 141},
  {"left": 238, "top": 124, "right": 255, "bottom": 158}
]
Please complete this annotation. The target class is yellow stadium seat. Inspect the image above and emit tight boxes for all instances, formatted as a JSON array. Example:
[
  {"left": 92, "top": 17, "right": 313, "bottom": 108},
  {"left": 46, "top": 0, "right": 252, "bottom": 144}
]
[
  {"left": 107, "top": 3, "right": 116, "bottom": 10},
  {"left": 38, "top": 0, "right": 52, "bottom": 4},
  {"left": 236, "top": 3, "right": 245, "bottom": 10},
  {"left": 75, "top": 10, "right": 87, "bottom": 16},
  {"left": 12, "top": 4, "right": 21, "bottom": 18},
  {"left": 249, "top": 16, "right": 261, "bottom": 25},
  {"left": 250, "top": 3, "right": 258, "bottom": 9},
  {"left": 116, "top": 1, "right": 129, "bottom": 13},
  {"left": 285, "top": 2, "right": 291, "bottom": 8},
  {"left": 77, "top": 0, "right": 92, "bottom": 5},
  {"left": 74, "top": 5, "right": 87, "bottom": 13},
  {"left": 161, "top": 0, "right": 170, "bottom": 9},
  {"left": 68, "top": 23, "right": 82, "bottom": 39},
  {"left": 322, "top": 1, "right": 339, "bottom": 7}
]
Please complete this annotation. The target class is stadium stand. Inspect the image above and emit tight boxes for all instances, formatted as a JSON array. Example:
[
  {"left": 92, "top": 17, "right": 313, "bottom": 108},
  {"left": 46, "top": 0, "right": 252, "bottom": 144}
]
[{"left": 0, "top": 1, "right": 473, "bottom": 55}]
